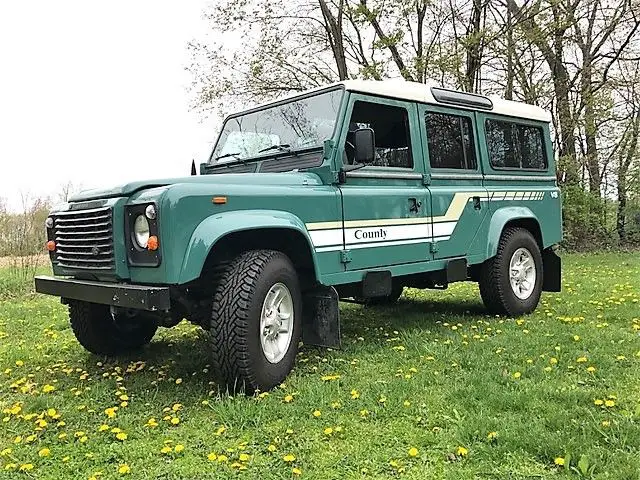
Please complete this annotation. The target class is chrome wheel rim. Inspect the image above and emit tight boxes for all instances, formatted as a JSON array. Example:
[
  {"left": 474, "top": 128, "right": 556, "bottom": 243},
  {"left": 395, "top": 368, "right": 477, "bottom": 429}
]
[
  {"left": 259, "top": 282, "right": 294, "bottom": 364},
  {"left": 509, "top": 247, "right": 536, "bottom": 300}
]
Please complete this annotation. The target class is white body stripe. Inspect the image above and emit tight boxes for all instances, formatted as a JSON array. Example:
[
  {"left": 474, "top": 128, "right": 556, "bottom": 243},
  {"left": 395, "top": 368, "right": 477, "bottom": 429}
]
[{"left": 306, "top": 190, "right": 548, "bottom": 251}]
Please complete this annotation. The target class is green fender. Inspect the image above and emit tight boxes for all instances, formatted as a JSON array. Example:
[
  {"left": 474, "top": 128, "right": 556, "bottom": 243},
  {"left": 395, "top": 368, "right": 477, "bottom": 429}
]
[
  {"left": 486, "top": 206, "right": 541, "bottom": 259},
  {"left": 177, "top": 209, "right": 320, "bottom": 284}
]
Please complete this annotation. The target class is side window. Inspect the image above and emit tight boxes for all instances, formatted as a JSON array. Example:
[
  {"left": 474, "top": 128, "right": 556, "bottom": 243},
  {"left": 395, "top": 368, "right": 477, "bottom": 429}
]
[
  {"left": 486, "top": 119, "right": 547, "bottom": 170},
  {"left": 425, "top": 112, "right": 477, "bottom": 169},
  {"left": 345, "top": 101, "right": 413, "bottom": 168}
]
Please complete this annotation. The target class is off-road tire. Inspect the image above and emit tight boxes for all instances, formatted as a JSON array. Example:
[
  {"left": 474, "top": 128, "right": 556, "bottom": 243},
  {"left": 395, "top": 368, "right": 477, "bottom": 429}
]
[
  {"left": 360, "top": 284, "right": 404, "bottom": 306},
  {"left": 479, "top": 227, "right": 543, "bottom": 316},
  {"left": 68, "top": 300, "right": 158, "bottom": 355},
  {"left": 210, "top": 250, "right": 302, "bottom": 393}
]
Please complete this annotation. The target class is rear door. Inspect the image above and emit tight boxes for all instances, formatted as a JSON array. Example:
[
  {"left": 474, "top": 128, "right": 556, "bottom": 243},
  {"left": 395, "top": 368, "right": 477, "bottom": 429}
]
[
  {"left": 419, "top": 105, "right": 488, "bottom": 260},
  {"left": 337, "top": 95, "right": 431, "bottom": 271}
]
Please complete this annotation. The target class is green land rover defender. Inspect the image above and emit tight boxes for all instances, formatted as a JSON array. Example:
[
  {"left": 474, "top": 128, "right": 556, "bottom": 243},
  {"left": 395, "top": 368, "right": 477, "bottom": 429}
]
[{"left": 35, "top": 80, "right": 562, "bottom": 392}]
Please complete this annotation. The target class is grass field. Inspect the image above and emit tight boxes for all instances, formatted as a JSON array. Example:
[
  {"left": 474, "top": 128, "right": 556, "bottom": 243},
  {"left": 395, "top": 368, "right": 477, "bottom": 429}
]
[{"left": 0, "top": 253, "right": 639, "bottom": 479}]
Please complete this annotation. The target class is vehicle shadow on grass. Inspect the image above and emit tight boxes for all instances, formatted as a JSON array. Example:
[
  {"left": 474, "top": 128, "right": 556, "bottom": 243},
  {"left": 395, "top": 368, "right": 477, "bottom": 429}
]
[{"left": 73, "top": 296, "right": 490, "bottom": 398}]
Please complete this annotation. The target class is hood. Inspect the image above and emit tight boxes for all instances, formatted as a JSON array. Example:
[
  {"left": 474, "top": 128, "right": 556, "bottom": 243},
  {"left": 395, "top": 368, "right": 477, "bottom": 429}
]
[{"left": 68, "top": 172, "right": 324, "bottom": 202}]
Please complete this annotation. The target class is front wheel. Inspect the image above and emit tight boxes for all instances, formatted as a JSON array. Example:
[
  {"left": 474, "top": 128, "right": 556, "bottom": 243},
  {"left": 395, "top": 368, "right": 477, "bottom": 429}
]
[
  {"left": 68, "top": 300, "right": 158, "bottom": 355},
  {"left": 479, "top": 227, "right": 543, "bottom": 316},
  {"left": 209, "top": 250, "right": 302, "bottom": 393}
]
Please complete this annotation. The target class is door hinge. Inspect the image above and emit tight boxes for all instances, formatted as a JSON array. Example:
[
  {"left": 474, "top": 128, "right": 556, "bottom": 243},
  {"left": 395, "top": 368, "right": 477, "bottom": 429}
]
[
  {"left": 422, "top": 173, "right": 431, "bottom": 185},
  {"left": 430, "top": 241, "right": 438, "bottom": 253},
  {"left": 340, "top": 250, "right": 352, "bottom": 264}
]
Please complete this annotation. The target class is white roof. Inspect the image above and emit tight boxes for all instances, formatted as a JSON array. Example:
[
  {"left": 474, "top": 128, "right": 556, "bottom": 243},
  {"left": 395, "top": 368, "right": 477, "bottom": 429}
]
[
  {"left": 241, "top": 79, "right": 551, "bottom": 123},
  {"left": 339, "top": 80, "right": 551, "bottom": 122}
]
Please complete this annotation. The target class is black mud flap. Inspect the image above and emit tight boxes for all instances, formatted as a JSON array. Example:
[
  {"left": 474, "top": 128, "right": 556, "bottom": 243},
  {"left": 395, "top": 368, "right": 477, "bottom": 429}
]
[
  {"left": 542, "top": 249, "right": 562, "bottom": 292},
  {"left": 302, "top": 285, "right": 340, "bottom": 349}
]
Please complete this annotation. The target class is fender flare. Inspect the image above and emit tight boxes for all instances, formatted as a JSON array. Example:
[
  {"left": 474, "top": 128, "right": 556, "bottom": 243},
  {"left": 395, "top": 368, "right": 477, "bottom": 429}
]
[
  {"left": 177, "top": 210, "right": 320, "bottom": 284},
  {"left": 486, "top": 206, "right": 541, "bottom": 259}
]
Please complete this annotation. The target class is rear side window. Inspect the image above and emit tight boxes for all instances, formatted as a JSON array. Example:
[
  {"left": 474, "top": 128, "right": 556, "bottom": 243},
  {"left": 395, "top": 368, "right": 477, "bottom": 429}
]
[
  {"left": 485, "top": 119, "right": 547, "bottom": 170},
  {"left": 425, "top": 112, "right": 476, "bottom": 169}
]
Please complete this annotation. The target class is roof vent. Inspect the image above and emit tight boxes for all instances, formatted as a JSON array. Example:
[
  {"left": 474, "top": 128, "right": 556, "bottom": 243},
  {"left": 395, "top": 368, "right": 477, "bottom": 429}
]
[{"left": 430, "top": 87, "right": 493, "bottom": 110}]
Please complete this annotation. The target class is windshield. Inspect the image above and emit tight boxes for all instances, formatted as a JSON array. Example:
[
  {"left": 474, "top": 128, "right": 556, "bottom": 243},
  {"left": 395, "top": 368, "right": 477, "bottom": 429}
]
[{"left": 210, "top": 89, "right": 343, "bottom": 163}]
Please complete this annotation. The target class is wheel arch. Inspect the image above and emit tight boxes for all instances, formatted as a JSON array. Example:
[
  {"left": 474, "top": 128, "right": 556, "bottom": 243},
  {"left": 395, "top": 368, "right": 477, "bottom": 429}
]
[
  {"left": 178, "top": 210, "right": 320, "bottom": 286},
  {"left": 486, "top": 207, "right": 543, "bottom": 259}
]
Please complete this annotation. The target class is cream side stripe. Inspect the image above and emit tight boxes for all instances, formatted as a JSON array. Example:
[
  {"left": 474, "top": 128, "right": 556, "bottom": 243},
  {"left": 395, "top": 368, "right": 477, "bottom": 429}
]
[{"left": 305, "top": 190, "right": 546, "bottom": 231}]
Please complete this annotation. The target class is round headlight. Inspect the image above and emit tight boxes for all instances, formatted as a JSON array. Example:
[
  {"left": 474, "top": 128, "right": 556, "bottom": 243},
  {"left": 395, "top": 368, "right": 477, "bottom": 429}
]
[
  {"left": 45, "top": 217, "right": 54, "bottom": 229},
  {"left": 133, "top": 215, "right": 150, "bottom": 248}
]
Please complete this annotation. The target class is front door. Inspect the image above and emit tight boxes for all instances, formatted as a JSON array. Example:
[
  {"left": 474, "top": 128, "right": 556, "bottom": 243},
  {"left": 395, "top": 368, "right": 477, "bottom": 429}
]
[
  {"left": 337, "top": 95, "right": 430, "bottom": 271},
  {"left": 419, "top": 105, "right": 488, "bottom": 260}
]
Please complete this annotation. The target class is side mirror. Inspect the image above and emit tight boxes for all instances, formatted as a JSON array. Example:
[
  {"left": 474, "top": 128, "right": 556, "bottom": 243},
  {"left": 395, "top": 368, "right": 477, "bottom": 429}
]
[{"left": 353, "top": 128, "right": 375, "bottom": 164}]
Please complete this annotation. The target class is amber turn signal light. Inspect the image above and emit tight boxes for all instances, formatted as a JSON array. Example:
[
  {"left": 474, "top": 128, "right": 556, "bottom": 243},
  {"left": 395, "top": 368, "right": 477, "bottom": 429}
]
[
  {"left": 147, "top": 236, "right": 159, "bottom": 251},
  {"left": 46, "top": 241, "right": 56, "bottom": 252},
  {"left": 212, "top": 196, "right": 227, "bottom": 204}
]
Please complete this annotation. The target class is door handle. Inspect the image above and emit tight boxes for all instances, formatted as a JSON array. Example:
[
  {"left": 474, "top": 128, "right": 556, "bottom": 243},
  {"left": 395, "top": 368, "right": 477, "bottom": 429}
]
[
  {"left": 409, "top": 198, "right": 422, "bottom": 213},
  {"left": 473, "top": 196, "right": 481, "bottom": 210}
]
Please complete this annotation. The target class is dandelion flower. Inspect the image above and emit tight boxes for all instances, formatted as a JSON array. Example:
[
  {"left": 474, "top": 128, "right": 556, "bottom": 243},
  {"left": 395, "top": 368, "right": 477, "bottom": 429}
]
[
  {"left": 284, "top": 395, "right": 294, "bottom": 403},
  {"left": 160, "top": 446, "right": 172, "bottom": 454},
  {"left": 267, "top": 444, "right": 277, "bottom": 452},
  {"left": 117, "top": 464, "right": 131, "bottom": 475},
  {"left": 170, "top": 417, "right": 180, "bottom": 425},
  {"left": 292, "top": 467, "right": 302, "bottom": 475},
  {"left": 323, "top": 427, "right": 333, "bottom": 436},
  {"left": 239, "top": 453, "right": 250, "bottom": 462},
  {"left": 116, "top": 432, "right": 128, "bottom": 441},
  {"left": 577, "top": 357, "right": 587, "bottom": 363},
  {"left": 513, "top": 372, "right": 521, "bottom": 379},
  {"left": 174, "top": 444, "right": 184, "bottom": 453},
  {"left": 604, "top": 399, "right": 615, "bottom": 407},
  {"left": 554, "top": 457, "right": 565, "bottom": 466},
  {"left": 587, "top": 366, "right": 596, "bottom": 373},
  {"left": 217, "top": 454, "right": 228, "bottom": 463},
  {"left": 408, "top": 447, "right": 418, "bottom": 457},
  {"left": 594, "top": 399, "right": 604, "bottom": 406},
  {"left": 312, "top": 410, "right": 321, "bottom": 418},
  {"left": 487, "top": 431, "right": 498, "bottom": 441},
  {"left": 175, "top": 378, "right": 183, "bottom": 385},
  {"left": 19, "top": 464, "right": 34, "bottom": 472},
  {"left": 207, "top": 452, "right": 217, "bottom": 461},
  {"left": 38, "top": 448, "right": 51, "bottom": 457},
  {"left": 350, "top": 389, "right": 360, "bottom": 399},
  {"left": 283, "top": 453, "right": 296, "bottom": 462},
  {"left": 456, "top": 446, "right": 468, "bottom": 457}
]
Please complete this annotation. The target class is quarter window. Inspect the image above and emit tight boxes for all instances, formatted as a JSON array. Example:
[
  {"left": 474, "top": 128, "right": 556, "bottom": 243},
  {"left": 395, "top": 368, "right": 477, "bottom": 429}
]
[
  {"left": 425, "top": 112, "right": 476, "bottom": 169},
  {"left": 485, "top": 120, "right": 547, "bottom": 170},
  {"left": 345, "top": 101, "right": 413, "bottom": 168}
]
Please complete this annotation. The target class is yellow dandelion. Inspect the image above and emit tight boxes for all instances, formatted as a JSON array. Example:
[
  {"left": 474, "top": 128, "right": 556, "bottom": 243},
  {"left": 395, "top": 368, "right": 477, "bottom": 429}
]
[
  {"left": 292, "top": 467, "right": 302, "bottom": 475},
  {"left": 215, "top": 425, "right": 226, "bottom": 435},
  {"left": 604, "top": 399, "right": 615, "bottom": 408},
  {"left": 323, "top": 427, "right": 333, "bottom": 436},
  {"left": 170, "top": 417, "right": 180, "bottom": 425},
  {"left": 312, "top": 410, "right": 321, "bottom": 418},
  {"left": 175, "top": 378, "right": 183, "bottom": 385},
  {"left": 350, "top": 389, "right": 360, "bottom": 399},
  {"left": 160, "top": 446, "right": 172, "bottom": 454},
  {"left": 174, "top": 444, "right": 185, "bottom": 453},
  {"left": 217, "top": 454, "right": 228, "bottom": 463},
  {"left": 408, "top": 447, "right": 418, "bottom": 457},
  {"left": 117, "top": 464, "right": 131, "bottom": 475},
  {"left": 487, "top": 431, "right": 498, "bottom": 441},
  {"left": 42, "top": 385, "right": 55, "bottom": 393},
  {"left": 19, "top": 464, "right": 34, "bottom": 472},
  {"left": 207, "top": 452, "right": 217, "bottom": 461},
  {"left": 577, "top": 357, "right": 587, "bottom": 363},
  {"left": 513, "top": 371, "right": 521, "bottom": 379},
  {"left": 594, "top": 399, "right": 604, "bottom": 406},
  {"left": 554, "top": 457, "right": 565, "bottom": 466},
  {"left": 283, "top": 453, "right": 296, "bottom": 462},
  {"left": 456, "top": 446, "right": 468, "bottom": 457},
  {"left": 38, "top": 448, "right": 51, "bottom": 457},
  {"left": 239, "top": 453, "right": 250, "bottom": 462},
  {"left": 267, "top": 444, "right": 277, "bottom": 452},
  {"left": 284, "top": 395, "right": 294, "bottom": 403},
  {"left": 116, "top": 432, "right": 128, "bottom": 441},
  {"left": 601, "top": 420, "right": 610, "bottom": 427},
  {"left": 587, "top": 366, "right": 596, "bottom": 373}
]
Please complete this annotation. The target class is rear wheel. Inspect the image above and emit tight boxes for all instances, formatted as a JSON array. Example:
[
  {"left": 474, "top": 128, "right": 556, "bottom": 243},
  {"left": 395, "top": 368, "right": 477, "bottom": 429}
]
[
  {"left": 68, "top": 300, "right": 158, "bottom": 355},
  {"left": 209, "top": 250, "right": 302, "bottom": 393},
  {"left": 479, "top": 227, "right": 543, "bottom": 316}
]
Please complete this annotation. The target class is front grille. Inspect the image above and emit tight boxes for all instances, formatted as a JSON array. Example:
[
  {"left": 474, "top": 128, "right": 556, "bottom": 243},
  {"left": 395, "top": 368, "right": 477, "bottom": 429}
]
[{"left": 52, "top": 207, "right": 115, "bottom": 271}]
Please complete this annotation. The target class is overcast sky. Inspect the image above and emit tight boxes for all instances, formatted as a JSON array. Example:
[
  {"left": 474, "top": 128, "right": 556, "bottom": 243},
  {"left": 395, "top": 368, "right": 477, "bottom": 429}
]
[{"left": 0, "top": 1, "right": 221, "bottom": 210}]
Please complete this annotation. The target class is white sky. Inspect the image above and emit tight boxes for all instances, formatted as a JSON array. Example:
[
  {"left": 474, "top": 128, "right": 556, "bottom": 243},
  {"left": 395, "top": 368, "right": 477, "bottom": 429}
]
[{"left": 0, "top": 1, "right": 221, "bottom": 211}]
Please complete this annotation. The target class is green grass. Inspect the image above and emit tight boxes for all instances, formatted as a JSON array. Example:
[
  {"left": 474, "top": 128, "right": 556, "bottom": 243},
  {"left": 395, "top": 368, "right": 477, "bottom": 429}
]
[{"left": 0, "top": 253, "right": 639, "bottom": 479}]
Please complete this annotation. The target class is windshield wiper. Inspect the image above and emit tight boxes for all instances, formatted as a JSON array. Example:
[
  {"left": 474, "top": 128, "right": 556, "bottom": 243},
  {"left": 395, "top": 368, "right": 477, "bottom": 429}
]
[
  {"left": 215, "top": 152, "right": 242, "bottom": 162},
  {"left": 258, "top": 144, "right": 291, "bottom": 154}
]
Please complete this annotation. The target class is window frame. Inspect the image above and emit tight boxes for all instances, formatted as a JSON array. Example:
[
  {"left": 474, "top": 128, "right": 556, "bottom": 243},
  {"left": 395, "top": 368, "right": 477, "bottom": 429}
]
[
  {"left": 424, "top": 110, "right": 478, "bottom": 171},
  {"left": 335, "top": 93, "right": 423, "bottom": 175},
  {"left": 484, "top": 118, "right": 549, "bottom": 172}
]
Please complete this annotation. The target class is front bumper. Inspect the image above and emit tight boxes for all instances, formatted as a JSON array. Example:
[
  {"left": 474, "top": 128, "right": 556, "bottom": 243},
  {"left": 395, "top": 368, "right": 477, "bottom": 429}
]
[{"left": 34, "top": 275, "right": 171, "bottom": 311}]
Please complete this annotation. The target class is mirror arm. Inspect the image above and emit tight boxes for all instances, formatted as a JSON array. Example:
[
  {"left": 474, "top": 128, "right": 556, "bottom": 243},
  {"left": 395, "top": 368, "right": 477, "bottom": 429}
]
[{"left": 338, "top": 163, "right": 366, "bottom": 183}]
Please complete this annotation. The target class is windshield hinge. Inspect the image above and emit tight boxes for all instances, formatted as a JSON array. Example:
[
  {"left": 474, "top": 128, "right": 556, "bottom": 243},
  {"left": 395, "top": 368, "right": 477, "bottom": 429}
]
[{"left": 340, "top": 250, "right": 352, "bottom": 264}]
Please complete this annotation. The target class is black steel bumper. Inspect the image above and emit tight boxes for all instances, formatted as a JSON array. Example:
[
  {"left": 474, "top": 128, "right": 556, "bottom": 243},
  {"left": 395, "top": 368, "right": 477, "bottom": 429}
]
[{"left": 34, "top": 275, "right": 171, "bottom": 311}]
